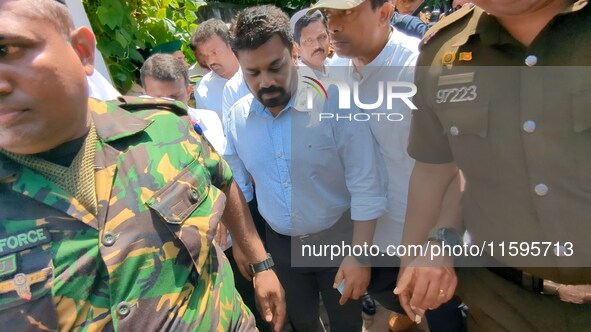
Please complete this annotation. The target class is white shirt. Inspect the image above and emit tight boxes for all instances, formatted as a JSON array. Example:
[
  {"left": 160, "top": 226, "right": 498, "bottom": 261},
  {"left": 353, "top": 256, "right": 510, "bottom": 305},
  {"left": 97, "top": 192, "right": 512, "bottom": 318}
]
[
  {"left": 87, "top": 71, "right": 120, "bottom": 101},
  {"left": 222, "top": 69, "right": 252, "bottom": 131},
  {"left": 187, "top": 107, "right": 226, "bottom": 153},
  {"left": 297, "top": 58, "right": 329, "bottom": 79},
  {"left": 223, "top": 71, "right": 387, "bottom": 236},
  {"left": 328, "top": 28, "right": 420, "bottom": 249},
  {"left": 194, "top": 71, "right": 228, "bottom": 121}
]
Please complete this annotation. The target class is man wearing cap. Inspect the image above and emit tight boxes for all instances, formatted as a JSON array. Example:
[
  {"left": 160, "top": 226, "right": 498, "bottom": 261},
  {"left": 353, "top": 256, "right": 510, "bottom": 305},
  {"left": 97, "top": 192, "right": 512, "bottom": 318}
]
[
  {"left": 395, "top": 0, "right": 591, "bottom": 330},
  {"left": 291, "top": 9, "right": 331, "bottom": 79},
  {"left": 0, "top": 1, "right": 286, "bottom": 330}
]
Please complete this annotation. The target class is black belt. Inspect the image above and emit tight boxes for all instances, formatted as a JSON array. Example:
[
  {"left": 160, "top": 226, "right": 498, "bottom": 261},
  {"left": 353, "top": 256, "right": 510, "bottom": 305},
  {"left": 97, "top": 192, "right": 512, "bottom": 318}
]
[{"left": 487, "top": 266, "right": 544, "bottom": 293}]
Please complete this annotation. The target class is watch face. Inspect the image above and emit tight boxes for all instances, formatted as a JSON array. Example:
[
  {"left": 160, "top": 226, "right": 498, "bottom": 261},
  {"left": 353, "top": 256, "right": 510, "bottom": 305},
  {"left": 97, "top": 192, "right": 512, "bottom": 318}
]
[{"left": 441, "top": 228, "right": 462, "bottom": 247}]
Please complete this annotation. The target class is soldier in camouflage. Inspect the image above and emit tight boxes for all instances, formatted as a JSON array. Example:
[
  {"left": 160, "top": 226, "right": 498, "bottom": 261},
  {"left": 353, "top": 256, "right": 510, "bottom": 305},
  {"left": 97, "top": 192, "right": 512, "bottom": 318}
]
[{"left": 0, "top": 0, "right": 286, "bottom": 331}]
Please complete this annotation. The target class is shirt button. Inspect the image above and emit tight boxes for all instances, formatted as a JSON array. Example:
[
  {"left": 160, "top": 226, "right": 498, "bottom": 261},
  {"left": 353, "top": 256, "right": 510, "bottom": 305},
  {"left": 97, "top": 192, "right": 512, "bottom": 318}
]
[
  {"left": 116, "top": 302, "right": 131, "bottom": 318},
  {"left": 525, "top": 55, "right": 538, "bottom": 67},
  {"left": 534, "top": 183, "right": 549, "bottom": 196},
  {"left": 283, "top": 182, "right": 289, "bottom": 188},
  {"left": 276, "top": 152, "right": 283, "bottom": 158},
  {"left": 102, "top": 232, "right": 116, "bottom": 247},
  {"left": 450, "top": 126, "right": 460, "bottom": 136},
  {"left": 523, "top": 120, "right": 536, "bottom": 133},
  {"left": 189, "top": 188, "right": 200, "bottom": 202}
]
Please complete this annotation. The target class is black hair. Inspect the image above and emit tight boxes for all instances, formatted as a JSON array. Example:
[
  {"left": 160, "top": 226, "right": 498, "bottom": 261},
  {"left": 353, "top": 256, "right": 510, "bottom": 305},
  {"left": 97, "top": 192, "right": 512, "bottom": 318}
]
[
  {"left": 140, "top": 53, "right": 189, "bottom": 88},
  {"left": 190, "top": 19, "right": 230, "bottom": 52},
  {"left": 230, "top": 5, "right": 293, "bottom": 55},
  {"left": 293, "top": 10, "right": 327, "bottom": 44}
]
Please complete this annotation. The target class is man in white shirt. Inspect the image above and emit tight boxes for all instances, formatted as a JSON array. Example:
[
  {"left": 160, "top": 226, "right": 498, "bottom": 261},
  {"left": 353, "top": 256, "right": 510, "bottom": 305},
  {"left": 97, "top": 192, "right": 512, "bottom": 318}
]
[
  {"left": 190, "top": 19, "right": 240, "bottom": 121},
  {"left": 225, "top": 5, "right": 387, "bottom": 331},
  {"left": 313, "top": 0, "right": 464, "bottom": 330},
  {"left": 291, "top": 9, "right": 331, "bottom": 79}
]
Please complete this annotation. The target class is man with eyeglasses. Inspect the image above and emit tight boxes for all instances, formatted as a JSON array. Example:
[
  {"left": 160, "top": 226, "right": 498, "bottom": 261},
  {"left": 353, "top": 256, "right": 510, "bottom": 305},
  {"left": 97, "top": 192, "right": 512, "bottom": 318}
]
[{"left": 291, "top": 9, "right": 331, "bottom": 78}]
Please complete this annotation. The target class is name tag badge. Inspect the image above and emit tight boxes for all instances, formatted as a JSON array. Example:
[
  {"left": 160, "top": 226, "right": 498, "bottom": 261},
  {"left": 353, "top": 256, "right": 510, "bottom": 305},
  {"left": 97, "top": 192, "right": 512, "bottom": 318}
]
[
  {"left": 0, "top": 228, "right": 51, "bottom": 256},
  {"left": 13, "top": 273, "right": 32, "bottom": 301}
]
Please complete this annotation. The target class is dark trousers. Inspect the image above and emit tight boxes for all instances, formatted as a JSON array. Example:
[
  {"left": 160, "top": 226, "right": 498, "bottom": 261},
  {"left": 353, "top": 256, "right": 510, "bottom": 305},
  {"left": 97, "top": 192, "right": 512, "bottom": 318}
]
[
  {"left": 225, "top": 195, "right": 271, "bottom": 332},
  {"left": 366, "top": 257, "right": 465, "bottom": 332},
  {"left": 265, "top": 224, "right": 362, "bottom": 332}
]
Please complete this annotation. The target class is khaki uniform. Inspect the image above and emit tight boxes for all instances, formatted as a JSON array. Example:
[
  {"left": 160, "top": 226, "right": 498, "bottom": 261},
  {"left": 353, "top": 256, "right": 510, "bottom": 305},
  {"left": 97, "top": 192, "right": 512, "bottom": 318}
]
[
  {"left": 0, "top": 98, "right": 255, "bottom": 331},
  {"left": 408, "top": 1, "right": 591, "bottom": 330}
]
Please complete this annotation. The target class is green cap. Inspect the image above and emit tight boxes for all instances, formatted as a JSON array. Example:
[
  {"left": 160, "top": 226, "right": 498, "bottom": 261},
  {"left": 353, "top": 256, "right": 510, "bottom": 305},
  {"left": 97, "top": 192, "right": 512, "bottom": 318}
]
[
  {"left": 310, "top": 0, "right": 365, "bottom": 10},
  {"left": 151, "top": 40, "right": 182, "bottom": 55}
]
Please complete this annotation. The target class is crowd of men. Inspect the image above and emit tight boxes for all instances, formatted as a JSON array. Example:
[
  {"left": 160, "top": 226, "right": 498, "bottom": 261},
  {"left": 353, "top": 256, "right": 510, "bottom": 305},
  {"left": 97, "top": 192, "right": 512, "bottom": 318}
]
[{"left": 1, "top": 0, "right": 590, "bottom": 331}]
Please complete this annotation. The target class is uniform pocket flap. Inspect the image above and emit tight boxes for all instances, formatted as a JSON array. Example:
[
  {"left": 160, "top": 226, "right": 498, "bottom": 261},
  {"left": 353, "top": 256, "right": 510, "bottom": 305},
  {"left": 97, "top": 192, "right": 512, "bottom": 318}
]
[{"left": 147, "top": 159, "right": 210, "bottom": 225}]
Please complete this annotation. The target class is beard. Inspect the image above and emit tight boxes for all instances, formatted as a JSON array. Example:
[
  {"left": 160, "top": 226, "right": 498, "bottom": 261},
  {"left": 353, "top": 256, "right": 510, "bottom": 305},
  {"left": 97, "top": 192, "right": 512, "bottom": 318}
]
[{"left": 256, "top": 86, "right": 291, "bottom": 109}]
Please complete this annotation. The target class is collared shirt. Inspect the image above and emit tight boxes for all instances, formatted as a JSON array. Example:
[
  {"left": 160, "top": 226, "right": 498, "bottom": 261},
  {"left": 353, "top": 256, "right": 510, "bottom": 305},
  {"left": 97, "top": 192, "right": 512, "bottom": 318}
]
[
  {"left": 297, "top": 58, "right": 330, "bottom": 79},
  {"left": 0, "top": 99, "right": 254, "bottom": 330},
  {"left": 222, "top": 69, "right": 252, "bottom": 132},
  {"left": 328, "top": 28, "right": 420, "bottom": 249},
  {"left": 187, "top": 107, "right": 226, "bottom": 152},
  {"left": 194, "top": 71, "right": 228, "bottom": 120},
  {"left": 408, "top": 2, "right": 591, "bottom": 284},
  {"left": 223, "top": 72, "right": 387, "bottom": 236}
]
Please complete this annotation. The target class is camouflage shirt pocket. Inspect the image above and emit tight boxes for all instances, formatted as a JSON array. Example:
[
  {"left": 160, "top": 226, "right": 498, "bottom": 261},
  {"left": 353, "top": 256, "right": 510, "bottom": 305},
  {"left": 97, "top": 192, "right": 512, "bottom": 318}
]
[{"left": 147, "top": 158, "right": 211, "bottom": 225}]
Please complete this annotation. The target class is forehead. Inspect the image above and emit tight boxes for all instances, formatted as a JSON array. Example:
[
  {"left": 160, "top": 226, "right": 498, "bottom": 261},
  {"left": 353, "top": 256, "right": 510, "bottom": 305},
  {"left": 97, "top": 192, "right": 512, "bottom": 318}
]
[
  {"left": 301, "top": 20, "right": 327, "bottom": 36},
  {"left": 143, "top": 76, "right": 186, "bottom": 92},
  {"left": 237, "top": 34, "right": 289, "bottom": 68},
  {"left": 196, "top": 35, "right": 227, "bottom": 53},
  {"left": 0, "top": 2, "right": 58, "bottom": 38}
]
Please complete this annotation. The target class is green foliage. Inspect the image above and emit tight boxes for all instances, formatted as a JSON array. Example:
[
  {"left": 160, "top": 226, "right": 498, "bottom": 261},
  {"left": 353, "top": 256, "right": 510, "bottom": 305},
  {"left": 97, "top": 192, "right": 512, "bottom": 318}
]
[{"left": 83, "top": 0, "right": 203, "bottom": 93}]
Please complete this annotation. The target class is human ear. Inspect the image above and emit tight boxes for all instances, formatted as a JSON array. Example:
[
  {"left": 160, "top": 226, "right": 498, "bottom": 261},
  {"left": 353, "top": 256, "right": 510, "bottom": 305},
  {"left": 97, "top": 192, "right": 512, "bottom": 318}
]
[{"left": 70, "top": 26, "right": 96, "bottom": 76}]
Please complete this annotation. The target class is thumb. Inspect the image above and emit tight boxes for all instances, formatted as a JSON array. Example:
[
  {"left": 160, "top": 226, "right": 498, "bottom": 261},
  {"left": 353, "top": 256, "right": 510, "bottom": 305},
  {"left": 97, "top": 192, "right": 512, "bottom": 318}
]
[{"left": 260, "top": 295, "right": 274, "bottom": 322}]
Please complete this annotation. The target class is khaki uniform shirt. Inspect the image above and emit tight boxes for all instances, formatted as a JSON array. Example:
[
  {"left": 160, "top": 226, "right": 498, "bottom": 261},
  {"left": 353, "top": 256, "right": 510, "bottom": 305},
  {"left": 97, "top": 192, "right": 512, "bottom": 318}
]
[
  {"left": 408, "top": 1, "right": 591, "bottom": 284},
  {"left": 0, "top": 99, "right": 255, "bottom": 331}
]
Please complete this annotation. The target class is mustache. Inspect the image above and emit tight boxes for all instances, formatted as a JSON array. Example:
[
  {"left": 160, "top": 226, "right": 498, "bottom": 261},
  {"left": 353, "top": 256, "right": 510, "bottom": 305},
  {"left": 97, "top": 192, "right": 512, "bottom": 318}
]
[
  {"left": 258, "top": 86, "right": 285, "bottom": 96},
  {"left": 312, "top": 48, "right": 325, "bottom": 55}
]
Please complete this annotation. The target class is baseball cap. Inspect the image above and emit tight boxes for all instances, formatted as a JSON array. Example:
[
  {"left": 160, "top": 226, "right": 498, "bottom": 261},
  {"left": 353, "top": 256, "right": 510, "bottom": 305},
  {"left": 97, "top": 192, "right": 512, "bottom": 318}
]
[{"left": 310, "top": 0, "right": 365, "bottom": 10}]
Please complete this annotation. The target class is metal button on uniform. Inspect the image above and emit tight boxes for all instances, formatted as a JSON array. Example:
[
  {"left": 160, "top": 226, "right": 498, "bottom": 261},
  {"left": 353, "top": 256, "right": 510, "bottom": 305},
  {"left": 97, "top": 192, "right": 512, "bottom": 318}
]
[
  {"left": 534, "top": 183, "right": 549, "bottom": 196},
  {"left": 525, "top": 55, "right": 538, "bottom": 67},
  {"left": 523, "top": 120, "right": 536, "bottom": 133},
  {"left": 189, "top": 188, "right": 200, "bottom": 202},
  {"left": 102, "top": 232, "right": 116, "bottom": 247},
  {"left": 450, "top": 126, "right": 460, "bottom": 136},
  {"left": 116, "top": 302, "right": 131, "bottom": 318}
]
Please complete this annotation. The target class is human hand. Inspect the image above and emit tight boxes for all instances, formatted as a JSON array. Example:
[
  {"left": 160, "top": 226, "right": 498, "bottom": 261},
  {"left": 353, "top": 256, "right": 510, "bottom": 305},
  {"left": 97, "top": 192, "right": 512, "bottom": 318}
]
[{"left": 253, "top": 270, "right": 287, "bottom": 332}]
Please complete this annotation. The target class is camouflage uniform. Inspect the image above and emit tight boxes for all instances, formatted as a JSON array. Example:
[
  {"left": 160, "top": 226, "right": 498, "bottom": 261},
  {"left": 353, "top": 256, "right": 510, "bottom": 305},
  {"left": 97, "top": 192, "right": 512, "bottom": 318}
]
[{"left": 0, "top": 98, "right": 256, "bottom": 331}]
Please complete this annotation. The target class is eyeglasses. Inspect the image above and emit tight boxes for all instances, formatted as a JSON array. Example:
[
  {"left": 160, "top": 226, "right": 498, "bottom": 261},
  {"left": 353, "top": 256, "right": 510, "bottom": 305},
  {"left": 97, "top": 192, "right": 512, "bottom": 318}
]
[{"left": 301, "top": 33, "right": 329, "bottom": 47}]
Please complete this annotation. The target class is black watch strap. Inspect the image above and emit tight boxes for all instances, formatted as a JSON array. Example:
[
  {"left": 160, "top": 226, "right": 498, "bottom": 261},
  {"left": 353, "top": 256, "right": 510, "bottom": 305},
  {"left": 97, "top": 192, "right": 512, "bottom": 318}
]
[{"left": 249, "top": 253, "right": 274, "bottom": 275}]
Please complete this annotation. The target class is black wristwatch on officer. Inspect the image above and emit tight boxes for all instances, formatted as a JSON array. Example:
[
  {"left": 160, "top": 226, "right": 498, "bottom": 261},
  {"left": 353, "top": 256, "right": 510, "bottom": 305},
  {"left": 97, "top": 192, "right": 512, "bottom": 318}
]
[
  {"left": 427, "top": 227, "right": 462, "bottom": 247},
  {"left": 249, "top": 253, "right": 275, "bottom": 275}
]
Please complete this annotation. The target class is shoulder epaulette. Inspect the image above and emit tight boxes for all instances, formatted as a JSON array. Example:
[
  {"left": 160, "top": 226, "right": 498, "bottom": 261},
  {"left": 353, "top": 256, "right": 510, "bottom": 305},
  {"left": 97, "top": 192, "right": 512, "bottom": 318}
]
[
  {"left": 113, "top": 95, "right": 188, "bottom": 117},
  {"left": 421, "top": 4, "right": 476, "bottom": 48}
]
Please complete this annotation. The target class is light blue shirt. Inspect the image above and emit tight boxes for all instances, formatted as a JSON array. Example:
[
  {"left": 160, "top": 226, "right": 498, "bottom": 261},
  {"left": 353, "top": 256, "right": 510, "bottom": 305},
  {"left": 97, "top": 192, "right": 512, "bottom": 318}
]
[{"left": 223, "top": 73, "right": 387, "bottom": 236}]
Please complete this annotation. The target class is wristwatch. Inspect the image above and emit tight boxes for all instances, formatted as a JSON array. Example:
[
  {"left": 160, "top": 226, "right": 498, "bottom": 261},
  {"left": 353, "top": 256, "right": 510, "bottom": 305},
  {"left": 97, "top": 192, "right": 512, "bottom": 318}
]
[
  {"left": 249, "top": 253, "right": 275, "bottom": 275},
  {"left": 427, "top": 227, "right": 462, "bottom": 247}
]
